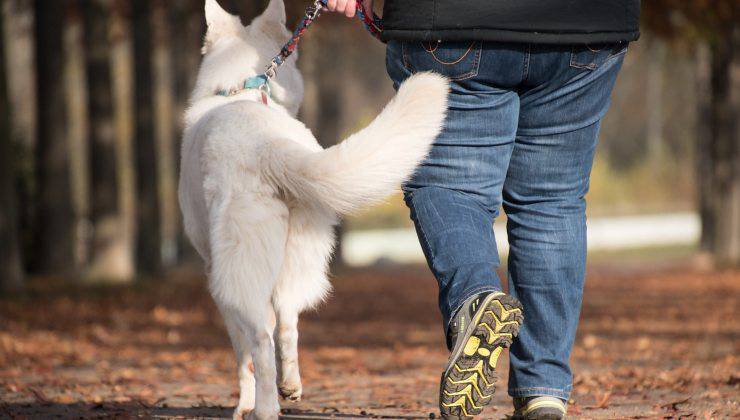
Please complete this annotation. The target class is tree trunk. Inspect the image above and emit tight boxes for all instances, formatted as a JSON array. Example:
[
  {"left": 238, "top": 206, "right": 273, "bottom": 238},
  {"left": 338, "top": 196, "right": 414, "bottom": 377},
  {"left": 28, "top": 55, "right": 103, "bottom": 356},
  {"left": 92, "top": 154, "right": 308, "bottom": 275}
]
[
  {"left": 64, "top": 0, "right": 91, "bottom": 270},
  {"left": 171, "top": 0, "right": 204, "bottom": 263},
  {"left": 84, "top": 0, "right": 134, "bottom": 281},
  {"left": 132, "top": 0, "right": 161, "bottom": 274},
  {"left": 151, "top": 0, "right": 179, "bottom": 268},
  {"left": 706, "top": 29, "right": 740, "bottom": 267},
  {"left": 696, "top": 43, "right": 713, "bottom": 255},
  {"left": 730, "top": 29, "right": 740, "bottom": 266},
  {"left": 0, "top": 3, "right": 24, "bottom": 292},
  {"left": 172, "top": 0, "right": 202, "bottom": 130},
  {"left": 3, "top": 0, "right": 36, "bottom": 265},
  {"left": 33, "top": 0, "right": 75, "bottom": 273},
  {"left": 646, "top": 38, "right": 665, "bottom": 168},
  {"left": 110, "top": 0, "right": 137, "bottom": 275}
]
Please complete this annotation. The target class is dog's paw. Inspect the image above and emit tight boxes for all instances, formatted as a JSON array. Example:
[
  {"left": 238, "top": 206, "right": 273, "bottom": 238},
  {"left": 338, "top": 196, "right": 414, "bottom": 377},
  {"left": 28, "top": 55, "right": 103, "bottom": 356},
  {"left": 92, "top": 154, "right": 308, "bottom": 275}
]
[
  {"left": 278, "top": 382, "right": 302, "bottom": 402},
  {"left": 245, "top": 410, "right": 279, "bottom": 420},
  {"left": 233, "top": 407, "right": 249, "bottom": 420}
]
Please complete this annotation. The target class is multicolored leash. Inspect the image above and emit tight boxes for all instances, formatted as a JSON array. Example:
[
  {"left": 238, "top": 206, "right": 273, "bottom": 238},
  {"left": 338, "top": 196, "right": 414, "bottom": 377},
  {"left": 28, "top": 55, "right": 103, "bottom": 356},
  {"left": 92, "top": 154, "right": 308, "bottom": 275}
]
[{"left": 264, "top": 0, "right": 382, "bottom": 78}]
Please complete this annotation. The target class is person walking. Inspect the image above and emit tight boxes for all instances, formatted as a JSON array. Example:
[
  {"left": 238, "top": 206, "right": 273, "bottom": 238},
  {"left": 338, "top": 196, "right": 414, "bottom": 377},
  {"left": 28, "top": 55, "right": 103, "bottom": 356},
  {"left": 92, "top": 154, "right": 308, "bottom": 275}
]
[{"left": 327, "top": 1, "right": 640, "bottom": 418}]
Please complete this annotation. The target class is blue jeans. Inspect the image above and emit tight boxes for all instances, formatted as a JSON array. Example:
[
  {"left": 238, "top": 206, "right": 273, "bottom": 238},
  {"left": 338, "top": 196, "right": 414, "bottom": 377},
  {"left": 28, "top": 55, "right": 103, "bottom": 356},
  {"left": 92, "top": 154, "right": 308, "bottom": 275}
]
[{"left": 386, "top": 40, "right": 626, "bottom": 400}]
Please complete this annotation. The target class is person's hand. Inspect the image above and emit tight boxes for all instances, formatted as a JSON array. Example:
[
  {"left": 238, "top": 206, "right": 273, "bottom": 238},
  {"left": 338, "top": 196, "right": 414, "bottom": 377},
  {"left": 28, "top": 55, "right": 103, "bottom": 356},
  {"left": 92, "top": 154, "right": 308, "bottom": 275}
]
[{"left": 325, "top": 0, "right": 373, "bottom": 18}]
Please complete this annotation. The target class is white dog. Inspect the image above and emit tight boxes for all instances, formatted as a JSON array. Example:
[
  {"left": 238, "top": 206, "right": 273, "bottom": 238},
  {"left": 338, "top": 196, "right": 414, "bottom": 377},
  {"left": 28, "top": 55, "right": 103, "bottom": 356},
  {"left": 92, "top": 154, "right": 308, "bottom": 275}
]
[{"left": 178, "top": 1, "right": 448, "bottom": 418}]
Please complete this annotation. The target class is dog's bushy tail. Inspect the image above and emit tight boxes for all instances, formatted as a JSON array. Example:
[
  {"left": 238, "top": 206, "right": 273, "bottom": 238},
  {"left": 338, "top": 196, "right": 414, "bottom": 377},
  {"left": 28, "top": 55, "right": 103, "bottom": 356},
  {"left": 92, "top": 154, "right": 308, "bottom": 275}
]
[{"left": 267, "top": 72, "right": 448, "bottom": 214}]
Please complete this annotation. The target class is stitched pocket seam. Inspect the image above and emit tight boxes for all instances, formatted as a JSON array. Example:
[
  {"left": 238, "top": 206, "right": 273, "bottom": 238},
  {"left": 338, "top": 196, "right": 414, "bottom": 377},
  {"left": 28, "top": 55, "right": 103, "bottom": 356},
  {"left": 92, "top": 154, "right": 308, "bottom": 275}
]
[
  {"left": 401, "top": 41, "right": 413, "bottom": 72},
  {"left": 402, "top": 41, "right": 482, "bottom": 81},
  {"left": 569, "top": 46, "right": 598, "bottom": 70},
  {"left": 450, "top": 42, "right": 482, "bottom": 81},
  {"left": 570, "top": 42, "right": 628, "bottom": 70}
]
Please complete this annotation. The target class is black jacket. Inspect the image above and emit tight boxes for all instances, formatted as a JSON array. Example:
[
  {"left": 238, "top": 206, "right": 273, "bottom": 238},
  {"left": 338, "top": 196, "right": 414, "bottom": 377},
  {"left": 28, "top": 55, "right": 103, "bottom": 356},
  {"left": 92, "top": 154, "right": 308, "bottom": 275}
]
[{"left": 381, "top": 0, "right": 640, "bottom": 44}]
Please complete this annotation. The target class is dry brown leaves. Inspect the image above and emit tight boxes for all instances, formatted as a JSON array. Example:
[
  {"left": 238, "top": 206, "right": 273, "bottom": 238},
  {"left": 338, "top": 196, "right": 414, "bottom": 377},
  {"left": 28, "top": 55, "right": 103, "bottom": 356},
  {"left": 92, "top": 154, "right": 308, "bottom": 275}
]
[{"left": 1, "top": 266, "right": 738, "bottom": 418}]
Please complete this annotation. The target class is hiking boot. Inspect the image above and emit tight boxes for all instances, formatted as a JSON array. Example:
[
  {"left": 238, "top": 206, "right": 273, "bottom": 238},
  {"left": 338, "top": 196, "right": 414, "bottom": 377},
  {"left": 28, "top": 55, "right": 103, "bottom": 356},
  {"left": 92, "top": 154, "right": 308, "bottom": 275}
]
[
  {"left": 439, "top": 291, "right": 524, "bottom": 419},
  {"left": 512, "top": 396, "right": 567, "bottom": 420}
]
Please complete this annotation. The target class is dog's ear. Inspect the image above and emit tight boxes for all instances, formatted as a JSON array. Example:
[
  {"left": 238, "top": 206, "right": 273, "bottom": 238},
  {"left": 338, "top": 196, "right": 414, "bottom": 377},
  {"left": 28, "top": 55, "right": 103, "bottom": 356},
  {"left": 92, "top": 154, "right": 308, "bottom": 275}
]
[
  {"left": 251, "top": 0, "right": 289, "bottom": 41},
  {"left": 202, "top": 0, "right": 244, "bottom": 54}
]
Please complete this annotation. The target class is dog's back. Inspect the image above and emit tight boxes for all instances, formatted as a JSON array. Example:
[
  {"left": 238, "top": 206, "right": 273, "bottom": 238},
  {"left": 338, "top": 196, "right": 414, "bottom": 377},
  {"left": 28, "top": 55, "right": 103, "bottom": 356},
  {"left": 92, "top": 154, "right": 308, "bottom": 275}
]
[{"left": 179, "top": 99, "right": 317, "bottom": 264}]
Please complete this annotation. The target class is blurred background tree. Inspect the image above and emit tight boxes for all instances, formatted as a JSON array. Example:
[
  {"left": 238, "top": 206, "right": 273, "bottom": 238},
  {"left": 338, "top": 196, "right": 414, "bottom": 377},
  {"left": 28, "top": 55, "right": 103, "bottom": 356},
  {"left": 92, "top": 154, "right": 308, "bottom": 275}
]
[
  {"left": 0, "top": 0, "right": 24, "bottom": 292},
  {"left": 33, "top": 0, "right": 76, "bottom": 276},
  {"left": 643, "top": 0, "right": 739, "bottom": 265}
]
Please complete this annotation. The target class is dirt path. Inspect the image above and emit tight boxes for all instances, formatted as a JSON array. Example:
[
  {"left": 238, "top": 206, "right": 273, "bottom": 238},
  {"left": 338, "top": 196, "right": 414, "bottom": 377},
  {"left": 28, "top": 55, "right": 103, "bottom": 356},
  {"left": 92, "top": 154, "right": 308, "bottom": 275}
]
[{"left": 1, "top": 264, "right": 738, "bottom": 419}]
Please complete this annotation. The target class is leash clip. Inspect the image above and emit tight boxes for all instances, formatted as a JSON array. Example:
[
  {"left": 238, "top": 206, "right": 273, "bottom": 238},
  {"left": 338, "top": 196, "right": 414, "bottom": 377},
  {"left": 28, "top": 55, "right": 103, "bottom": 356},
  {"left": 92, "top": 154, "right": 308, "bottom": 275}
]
[
  {"left": 264, "top": 60, "right": 279, "bottom": 79},
  {"left": 306, "top": 0, "right": 324, "bottom": 20}
]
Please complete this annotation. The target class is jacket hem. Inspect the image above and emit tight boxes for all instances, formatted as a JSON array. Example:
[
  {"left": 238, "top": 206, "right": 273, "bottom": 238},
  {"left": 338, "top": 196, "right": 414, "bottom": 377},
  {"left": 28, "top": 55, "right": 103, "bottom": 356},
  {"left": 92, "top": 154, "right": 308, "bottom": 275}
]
[{"left": 380, "top": 28, "right": 640, "bottom": 45}]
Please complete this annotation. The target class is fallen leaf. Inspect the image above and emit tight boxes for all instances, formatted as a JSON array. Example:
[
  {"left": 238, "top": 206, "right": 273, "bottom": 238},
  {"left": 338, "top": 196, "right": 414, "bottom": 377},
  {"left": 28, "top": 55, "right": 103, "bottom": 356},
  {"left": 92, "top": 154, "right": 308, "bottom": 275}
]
[{"left": 660, "top": 396, "right": 691, "bottom": 411}]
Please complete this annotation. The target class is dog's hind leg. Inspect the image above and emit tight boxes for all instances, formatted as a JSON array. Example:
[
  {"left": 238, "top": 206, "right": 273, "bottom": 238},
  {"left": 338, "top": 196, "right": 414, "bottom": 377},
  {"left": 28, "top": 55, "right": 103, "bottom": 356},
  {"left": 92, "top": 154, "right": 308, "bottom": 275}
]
[
  {"left": 219, "top": 305, "right": 279, "bottom": 420},
  {"left": 274, "top": 305, "right": 301, "bottom": 401},
  {"left": 221, "top": 306, "right": 259, "bottom": 419},
  {"left": 238, "top": 304, "right": 280, "bottom": 420},
  {"left": 273, "top": 209, "right": 336, "bottom": 402},
  {"left": 209, "top": 195, "right": 288, "bottom": 420}
]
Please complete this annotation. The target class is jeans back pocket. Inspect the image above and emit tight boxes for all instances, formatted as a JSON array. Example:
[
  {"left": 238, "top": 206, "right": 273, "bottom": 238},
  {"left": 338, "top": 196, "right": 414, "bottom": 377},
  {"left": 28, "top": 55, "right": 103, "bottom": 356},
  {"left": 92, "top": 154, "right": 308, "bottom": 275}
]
[
  {"left": 570, "top": 42, "right": 628, "bottom": 70},
  {"left": 402, "top": 41, "right": 482, "bottom": 81}
]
